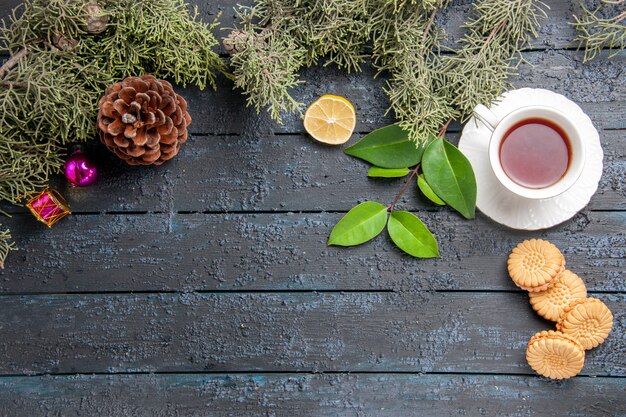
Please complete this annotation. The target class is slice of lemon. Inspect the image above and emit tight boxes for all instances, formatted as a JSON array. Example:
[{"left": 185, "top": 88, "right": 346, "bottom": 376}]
[{"left": 304, "top": 94, "right": 356, "bottom": 145}]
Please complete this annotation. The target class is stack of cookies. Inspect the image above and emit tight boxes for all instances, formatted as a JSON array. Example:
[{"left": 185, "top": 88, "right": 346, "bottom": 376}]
[{"left": 507, "top": 239, "right": 614, "bottom": 380}]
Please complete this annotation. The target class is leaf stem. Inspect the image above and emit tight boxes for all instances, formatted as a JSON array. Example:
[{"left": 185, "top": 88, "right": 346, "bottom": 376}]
[
  {"left": 438, "top": 117, "right": 453, "bottom": 137},
  {"left": 388, "top": 164, "right": 420, "bottom": 212},
  {"left": 388, "top": 116, "right": 454, "bottom": 212}
]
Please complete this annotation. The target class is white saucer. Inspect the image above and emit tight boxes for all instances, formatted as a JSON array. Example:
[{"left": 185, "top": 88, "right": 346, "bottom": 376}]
[{"left": 458, "top": 88, "right": 603, "bottom": 230}]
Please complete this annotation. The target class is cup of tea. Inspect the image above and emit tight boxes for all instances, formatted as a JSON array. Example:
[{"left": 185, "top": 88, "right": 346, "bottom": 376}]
[{"left": 473, "top": 104, "right": 586, "bottom": 200}]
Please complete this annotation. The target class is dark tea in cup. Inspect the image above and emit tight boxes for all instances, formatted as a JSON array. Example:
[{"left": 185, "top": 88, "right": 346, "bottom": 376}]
[
  {"left": 474, "top": 103, "right": 586, "bottom": 200},
  {"left": 499, "top": 118, "right": 571, "bottom": 189}
]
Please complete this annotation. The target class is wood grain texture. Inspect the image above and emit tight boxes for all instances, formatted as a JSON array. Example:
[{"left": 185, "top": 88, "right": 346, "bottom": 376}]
[
  {"left": 0, "top": 292, "right": 623, "bottom": 375},
  {"left": 0, "top": 0, "right": 624, "bottom": 414},
  {"left": 1, "top": 212, "right": 624, "bottom": 293},
  {"left": 0, "top": 128, "right": 622, "bottom": 215},
  {"left": 0, "top": 373, "right": 624, "bottom": 417},
  {"left": 170, "top": 130, "right": 625, "bottom": 213}
]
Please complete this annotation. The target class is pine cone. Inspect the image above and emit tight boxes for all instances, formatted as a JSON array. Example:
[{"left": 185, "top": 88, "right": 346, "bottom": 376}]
[
  {"left": 223, "top": 30, "right": 251, "bottom": 55},
  {"left": 52, "top": 33, "right": 78, "bottom": 50},
  {"left": 83, "top": 1, "right": 108, "bottom": 34},
  {"left": 97, "top": 75, "right": 192, "bottom": 166}
]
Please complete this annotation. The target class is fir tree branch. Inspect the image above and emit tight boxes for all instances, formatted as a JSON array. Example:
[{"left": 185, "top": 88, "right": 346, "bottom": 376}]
[
  {"left": 422, "top": 8, "right": 438, "bottom": 44},
  {"left": 481, "top": 20, "right": 507, "bottom": 51},
  {"left": 0, "top": 47, "right": 29, "bottom": 78},
  {"left": 437, "top": 117, "right": 453, "bottom": 137},
  {"left": 229, "top": 30, "right": 306, "bottom": 122},
  {"left": 373, "top": 2, "right": 456, "bottom": 144},
  {"left": 228, "top": 0, "right": 546, "bottom": 144},
  {"left": 227, "top": 0, "right": 371, "bottom": 122},
  {"left": 441, "top": 0, "right": 547, "bottom": 121},
  {"left": 227, "top": 0, "right": 459, "bottom": 142},
  {"left": 0, "top": 225, "right": 15, "bottom": 269},
  {"left": 0, "top": 0, "right": 226, "bottom": 265},
  {"left": 571, "top": 0, "right": 626, "bottom": 62}
]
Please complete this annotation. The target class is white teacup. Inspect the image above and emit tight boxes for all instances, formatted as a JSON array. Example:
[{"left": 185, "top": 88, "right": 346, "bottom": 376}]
[{"left": 473, "top": 104, "right": 586, "bottom": 200}]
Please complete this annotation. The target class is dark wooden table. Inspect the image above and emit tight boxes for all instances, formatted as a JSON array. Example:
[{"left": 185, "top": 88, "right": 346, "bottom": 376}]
[{"left": 1, "top": 1, "right": 624, "bottom": 416}]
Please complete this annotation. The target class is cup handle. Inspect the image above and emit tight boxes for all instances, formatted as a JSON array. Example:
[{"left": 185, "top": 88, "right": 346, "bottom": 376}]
[{"left": 473, "top": 104, "right": 500, "bottom": 132}]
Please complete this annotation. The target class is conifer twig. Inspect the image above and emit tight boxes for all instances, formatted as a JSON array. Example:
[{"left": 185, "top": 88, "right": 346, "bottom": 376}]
[
  {"left": 437, "top": 117, "right": 453, "bottom": 137},
  {"left": 571, "top": 0, "right": 626, "bottom": 61},
  {"left": 0, "top": 48, "right": 29, "bottom": 78},
  {"left": 442, "top": 0, "right": 547, "bottom": 121},
  {"left": 228, "top": 0, "right": 546, "bottom": 144},
  {"left": 422, "top": 8, "right": 438, "bottom": 44},
  {"left": 0, "top": 226, "right": 14, "bottom": 269},
  {"left": 0, "top": 0, "right": 227, "bottom": 267},
  {"left": 0, "top": 80, "right": 49, "bottom": 91}
]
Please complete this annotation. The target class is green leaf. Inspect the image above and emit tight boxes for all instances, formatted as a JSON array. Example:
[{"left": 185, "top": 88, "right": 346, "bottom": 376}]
[
  {"left": 328, "top": 202, "right": 388, "bottom": 246},
  {"left": 417, "top": 174, "right": 446, "bottom": 206},
  {"left": 344, "top": 124, "right": 423, "bottom": 168},
  {"left": 387, "top": 211, "right": 439, "bottom": 258},
  {"left": 367, "top": 167, "right": 410, "bottom": 178},
  {"left": 422, "top": 137, "right": 477, "bottom": 219}
]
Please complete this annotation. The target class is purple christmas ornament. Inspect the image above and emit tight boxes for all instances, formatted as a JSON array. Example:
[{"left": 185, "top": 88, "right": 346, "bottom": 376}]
[{"left": 64, "top": 151, "right": 97, "bottom": 187}]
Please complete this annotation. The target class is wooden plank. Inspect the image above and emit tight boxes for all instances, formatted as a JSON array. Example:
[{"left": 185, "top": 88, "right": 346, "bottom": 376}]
[
  {"left": 0, "top": 292, "right": 623, "bottom": 375},
  {"left": 1, "top": 127, "right": 622, "bottom": 214},
  {"left": 169, "top": 130, "right": 625, "bottom": 213},
  {"left": 0, "top": 373, "right": 624, "bottom": 417},
  {"left": 1, "top": 212, "right": 623, "bottom": 293}
]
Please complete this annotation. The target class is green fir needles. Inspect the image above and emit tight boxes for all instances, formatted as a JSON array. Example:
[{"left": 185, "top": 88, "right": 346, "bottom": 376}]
[
  {"left": 228, "top": 30, "right": 307, "bottom": 123},
  {"left": 0, "top": 226, "right": 14, "bottom": 268},
  {"left": 0, "top": 50, "right": 112, "bottom": 202},
  {"left": 571, "top": 0, "right": 626, "bottom": 62},
  {"left": 442, "top": 0, "right": 547, "bottom": 121},
  {"left": 0, "top": 0, "right": 226, "bottom": 267},
  {"left": 226, "top": 0, "right": 547, "bottom": 144},
  {"left": 225, "top": 0, "right": 372, "bottom": 123},
  {"left": 372, "top": 1, "right": 455, "bottom": 145}
]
